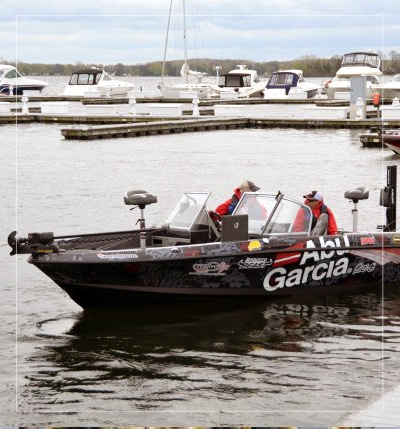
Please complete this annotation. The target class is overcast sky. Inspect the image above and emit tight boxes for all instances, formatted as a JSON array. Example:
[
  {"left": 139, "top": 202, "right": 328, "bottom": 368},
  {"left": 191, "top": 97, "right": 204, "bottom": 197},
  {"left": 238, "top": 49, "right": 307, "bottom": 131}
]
[{"left": 1, "top": 0, "right": 399, "bottom": 66}]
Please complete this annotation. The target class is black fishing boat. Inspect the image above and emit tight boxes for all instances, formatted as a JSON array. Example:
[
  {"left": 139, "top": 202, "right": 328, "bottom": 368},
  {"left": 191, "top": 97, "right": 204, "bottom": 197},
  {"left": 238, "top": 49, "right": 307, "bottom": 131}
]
[{"left": 8, "top": 167, "right": 400, "bottom": 309}]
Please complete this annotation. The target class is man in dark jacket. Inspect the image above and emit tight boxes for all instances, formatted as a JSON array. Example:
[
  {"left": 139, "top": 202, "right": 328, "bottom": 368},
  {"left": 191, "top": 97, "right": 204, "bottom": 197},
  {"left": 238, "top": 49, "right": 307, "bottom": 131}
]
[{"left": 215, "top": 180, "right": 260, "bottom": 215}]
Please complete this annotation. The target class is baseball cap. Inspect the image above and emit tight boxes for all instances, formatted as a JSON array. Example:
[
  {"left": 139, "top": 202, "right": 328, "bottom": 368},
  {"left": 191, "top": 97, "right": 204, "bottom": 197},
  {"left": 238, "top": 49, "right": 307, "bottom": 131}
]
[{"left": 303, "top": 190, "right": 323, "bottom": 202}]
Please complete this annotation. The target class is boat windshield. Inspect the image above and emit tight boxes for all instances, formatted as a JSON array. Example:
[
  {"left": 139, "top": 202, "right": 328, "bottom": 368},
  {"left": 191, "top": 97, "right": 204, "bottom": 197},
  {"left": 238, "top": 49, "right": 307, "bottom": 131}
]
[
  {"left": 342, "top": 52, "right": 380, "bottom": 68},
  {"left": 165, "top": 192, "right": 211, "bottom": 232},
  {"left": 233, "top": 192, "right": 313, "bottom": 236},
  {"left": 267, "top": 72, "right": 299, "bottom": 88},
  {"left": 68, "top": 71, "right": 102, "bottom": 85},
  {"left": 219, "top": 74, "right": 252, "bottom": 87},
  {"left": 102, "top": 71, "right": 113, "bottom": 81},
  {"left": 3, "top": 68, "right": 22, "bottom": 79}
]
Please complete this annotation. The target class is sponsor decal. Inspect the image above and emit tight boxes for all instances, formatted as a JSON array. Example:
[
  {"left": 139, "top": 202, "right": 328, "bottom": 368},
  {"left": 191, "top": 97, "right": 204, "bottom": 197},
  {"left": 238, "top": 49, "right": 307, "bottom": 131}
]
[
  {"left": 239, "top": 257, "right": 273, "bottom": 269},
  {"left": 273, "top": 243, "right": 304, "bottom": 267},
  {"left": 264, "top": 236, "right": 351, "bottom": 292},
  {"left": 393, "top": 235, "right": 400, "bottom": 245},
  {"left": 360, "top": 236, "right": 376, "bottom": 245},
  {"left": 190, "top": 261, "right": 230, "bottom": 276},
  {"left": 353, "top": 261, "right": 376, "bottom": 274},
  {"left": 97, "top": 253, "right": 138, "bottom": 260},
  {"left": 248, "top": 241, "right": 262, "bottom": 251}
]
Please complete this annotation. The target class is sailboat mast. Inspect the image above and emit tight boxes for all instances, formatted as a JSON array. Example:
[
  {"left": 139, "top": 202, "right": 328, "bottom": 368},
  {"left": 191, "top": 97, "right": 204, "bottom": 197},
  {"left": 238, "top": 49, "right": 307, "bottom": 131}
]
[
  {"left": 183, "top": 0, "right": 188, "bottom": 83},
  {"left": 161, "top": 0, "right": 173, "bottom": 84}
]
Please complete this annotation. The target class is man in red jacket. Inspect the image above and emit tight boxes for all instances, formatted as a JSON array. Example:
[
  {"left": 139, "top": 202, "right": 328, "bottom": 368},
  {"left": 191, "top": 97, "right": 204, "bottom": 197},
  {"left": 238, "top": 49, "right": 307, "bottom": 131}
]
[
  {"left": 300, "top": 190, "right": 338, "bottom": 235},
  {"left": 215, "top": 180, "right": 260, "bottom": 215}
]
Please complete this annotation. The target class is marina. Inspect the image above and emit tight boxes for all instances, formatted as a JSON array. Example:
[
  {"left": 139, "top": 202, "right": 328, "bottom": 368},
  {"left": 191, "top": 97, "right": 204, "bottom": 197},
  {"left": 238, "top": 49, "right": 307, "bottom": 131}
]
[
  {"left": 2, "top": 74, "right": 400, "bottom": 427},
  {"left": 3, "top": 117, "right": 400, "bottom": 424}
]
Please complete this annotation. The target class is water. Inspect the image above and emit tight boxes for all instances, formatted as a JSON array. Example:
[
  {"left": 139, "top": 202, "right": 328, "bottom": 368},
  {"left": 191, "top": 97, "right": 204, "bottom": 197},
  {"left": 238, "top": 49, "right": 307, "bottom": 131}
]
[{"left": 1, "top": 79, "right": 400, "bottom": 425}]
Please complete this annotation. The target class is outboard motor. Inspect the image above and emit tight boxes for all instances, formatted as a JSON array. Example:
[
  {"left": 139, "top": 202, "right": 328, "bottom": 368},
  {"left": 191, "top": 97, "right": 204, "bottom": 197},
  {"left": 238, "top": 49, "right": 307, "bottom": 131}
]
[
  {"left": 124, "top": 190, "right": 157, "bottom": 249},
  {"left": 344, "top": 187, "right": 369, "bottom": 232}
]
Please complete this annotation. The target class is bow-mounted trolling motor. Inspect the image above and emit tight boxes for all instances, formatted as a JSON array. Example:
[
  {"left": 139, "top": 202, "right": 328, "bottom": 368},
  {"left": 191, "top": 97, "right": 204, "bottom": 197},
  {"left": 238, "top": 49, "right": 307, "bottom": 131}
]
[
  {"left": 124, "top": 190, "right": 157, "bottom": 249},
  {"left": 8, "top": 190, "right": 158, "bottom": 256},
  {"left": 8, "top": 231, "right": 58, "bottom": 256}
]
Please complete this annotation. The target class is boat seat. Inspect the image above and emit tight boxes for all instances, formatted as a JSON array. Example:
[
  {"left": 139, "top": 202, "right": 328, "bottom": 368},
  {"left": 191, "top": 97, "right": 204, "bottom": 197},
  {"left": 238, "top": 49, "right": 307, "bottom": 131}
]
[
  {"left": 311, "top": 213, "right": 328, "bottom": 236},
  {"left": 344, "top": 187, "right": 369, "bottom": 203},
  {"left": 124, "top": 190, "right": 157, "bottom": 208}
]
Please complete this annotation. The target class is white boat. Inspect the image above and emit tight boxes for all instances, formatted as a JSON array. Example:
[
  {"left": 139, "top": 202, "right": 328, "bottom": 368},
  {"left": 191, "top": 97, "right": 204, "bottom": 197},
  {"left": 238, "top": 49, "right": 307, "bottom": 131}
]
[
  {"left": 62, "top": 68, "right": 135, "bottom": 97},
  {"left": 210, "top": 65, "right": 266, "bottom": 98},
  {"left": 264, "top": 69, "right": 320, "bottom": 99},
  {"left": 0, "top": 63, "right": 48, "bottom": 95},
  {"left": 159, "top": 63, "right": 215, "bottom": 99},
  {"left": 377, "top": 74, "right": 400, "bottom": 100},
  {"left": 324, "top": 51, "right": 382, "bottom": 100},
  {"left": 158, "top": 0, "right": 215, "bottom": 99}
]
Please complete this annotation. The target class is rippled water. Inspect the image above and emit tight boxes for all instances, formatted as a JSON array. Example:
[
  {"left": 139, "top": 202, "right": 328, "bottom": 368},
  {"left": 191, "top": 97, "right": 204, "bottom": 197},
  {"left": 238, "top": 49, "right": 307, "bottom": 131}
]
[{"left": 1, "top": 80, "right": 400, "bottom": 425}]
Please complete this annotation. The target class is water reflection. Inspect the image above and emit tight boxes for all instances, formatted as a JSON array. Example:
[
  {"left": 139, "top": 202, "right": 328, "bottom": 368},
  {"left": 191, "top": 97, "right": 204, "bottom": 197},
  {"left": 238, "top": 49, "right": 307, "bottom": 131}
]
[{"left": 21, "top": 287, "right": 400, "bottom": 421}]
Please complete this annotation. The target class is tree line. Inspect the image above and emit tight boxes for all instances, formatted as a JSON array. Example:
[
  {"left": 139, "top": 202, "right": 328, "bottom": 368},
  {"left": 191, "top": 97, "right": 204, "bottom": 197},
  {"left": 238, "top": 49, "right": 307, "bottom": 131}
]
[{"left": 7, "top": 51, "right": 400, "bottom": 77}]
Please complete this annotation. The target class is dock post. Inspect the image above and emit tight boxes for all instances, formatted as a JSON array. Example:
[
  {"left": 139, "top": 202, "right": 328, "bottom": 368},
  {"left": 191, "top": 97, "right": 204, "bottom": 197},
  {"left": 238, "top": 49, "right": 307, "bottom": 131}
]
[
  {"left": 129, "top": 97, "right": 137, "bottom": 116},
  {"left": 21, "top": 95, "right": 29, "bottom": 114},
  {"left": 192, "top": 96, "right": 200, "bottom": 117}
]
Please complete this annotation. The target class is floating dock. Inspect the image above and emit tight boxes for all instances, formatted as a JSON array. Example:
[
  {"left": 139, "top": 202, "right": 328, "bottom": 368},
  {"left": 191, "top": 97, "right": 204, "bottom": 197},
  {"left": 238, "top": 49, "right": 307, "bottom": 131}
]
[
  {"left": 59, "top": 117, "right": 400, "bottom": 140},
  {"left": 1, "top": 95, "right": 400, "bottom": 140}
]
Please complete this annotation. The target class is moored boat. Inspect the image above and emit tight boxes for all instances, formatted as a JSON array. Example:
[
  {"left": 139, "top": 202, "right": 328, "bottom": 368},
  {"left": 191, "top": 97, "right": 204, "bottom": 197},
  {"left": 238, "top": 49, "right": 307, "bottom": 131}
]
[
  {"left": 382, "top": 129, "right": 400, "bottom": 154},
  {"left": 8, "top": 167, "right": 400, "bottom": 309},
  {"left": 264, "top": 69, "right": 320, "bottom": 99},
  {"left": 358, "top": 127, "right": 382, "bottom": 148},
  {"left": 325, "top": 51, "right": 382, "bottom": 100},
  {"left": 377, "top": 74, "right": 400, "bottom": 100},
  {"left": 210, "top": 65, "right": 266, "bottom": 98},
  {"left": 158, "top": 0, "right": 215, "bottom": 99},
  {"left": 62, "top": 67, "right": 135, "bottom": 97},
  {"left": 0, "top": 63, "right": 48, "bottom": 95}
]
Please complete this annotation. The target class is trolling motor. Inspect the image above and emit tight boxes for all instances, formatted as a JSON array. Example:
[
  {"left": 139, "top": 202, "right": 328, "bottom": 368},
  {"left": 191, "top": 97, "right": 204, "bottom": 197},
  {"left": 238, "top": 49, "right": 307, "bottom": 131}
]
[
  {"left": 344, "top": 187, "right": 369, "bottom": 232},
  {"left": 8, "top": 231, "right": 57, "bottom": 255},
  {"left": 124, "top": 190, "right": 157, "bottom": 249}
]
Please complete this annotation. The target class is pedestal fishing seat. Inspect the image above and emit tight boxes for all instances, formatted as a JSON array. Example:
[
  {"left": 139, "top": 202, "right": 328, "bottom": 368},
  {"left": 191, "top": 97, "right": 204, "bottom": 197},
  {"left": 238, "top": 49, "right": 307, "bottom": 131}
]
[
  {"left": 344, "top": 187, "right": 369, "bottom": 232},
  {"left": 124, "top": 190, "right": 157, "bottom": 248}
]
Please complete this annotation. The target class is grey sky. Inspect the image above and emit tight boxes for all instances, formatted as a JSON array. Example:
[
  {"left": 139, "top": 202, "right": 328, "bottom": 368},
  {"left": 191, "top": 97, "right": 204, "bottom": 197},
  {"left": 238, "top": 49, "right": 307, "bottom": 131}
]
[{"left": 1, "top": 0, "right": 399, "bottom": 65}]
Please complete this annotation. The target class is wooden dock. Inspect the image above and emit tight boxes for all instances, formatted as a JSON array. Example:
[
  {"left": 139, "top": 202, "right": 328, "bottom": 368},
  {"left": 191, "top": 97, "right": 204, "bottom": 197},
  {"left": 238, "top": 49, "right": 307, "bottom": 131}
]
[
  {"left": 59, "top": 117, "right": 400, "bottom": 140},
  {"left": 2, "top": 94, "right": 400, "bottom": 140}
]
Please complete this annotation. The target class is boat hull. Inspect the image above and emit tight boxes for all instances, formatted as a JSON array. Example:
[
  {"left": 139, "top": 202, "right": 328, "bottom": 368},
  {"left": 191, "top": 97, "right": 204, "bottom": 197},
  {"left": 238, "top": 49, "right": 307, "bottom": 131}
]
[
  {"left": 0, "top": 83, "right": 47, "bottom": 95},
  {"left": 382, "top": 131, "right": 400, "bottom": 154},
  {"left": 30, "top": 234, "right": 400, "bottom": 308},
  {"left": 325, "top": 83, "right": 380, "bottom": 100},
  {"left": 160, "top": 84, "right": 213, "bottom": 99}
]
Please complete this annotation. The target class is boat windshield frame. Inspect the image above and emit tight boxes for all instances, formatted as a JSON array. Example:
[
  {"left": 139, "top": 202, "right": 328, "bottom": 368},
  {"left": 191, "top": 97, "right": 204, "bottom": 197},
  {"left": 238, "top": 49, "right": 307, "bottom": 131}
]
[
  {"left": 165, "top": 192, "right": 211, "bottom": 232},
  {"left": 219, "top": 73, "right": 252, "bottom": 87},
  {"left": 267, "top": 71, "right": 299, "bottom": 89},
  {"left": 68, "top": 70, "right": 103, "bottom": 85},
  {"left": 232, "top": 192, "right": 314, "bottom": 236},
  {"left": 342, "top": 52, "right": 380, "bottom": 68},
  {"left": 1, "top": 67, "right": 22, "bottom": 79}
]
